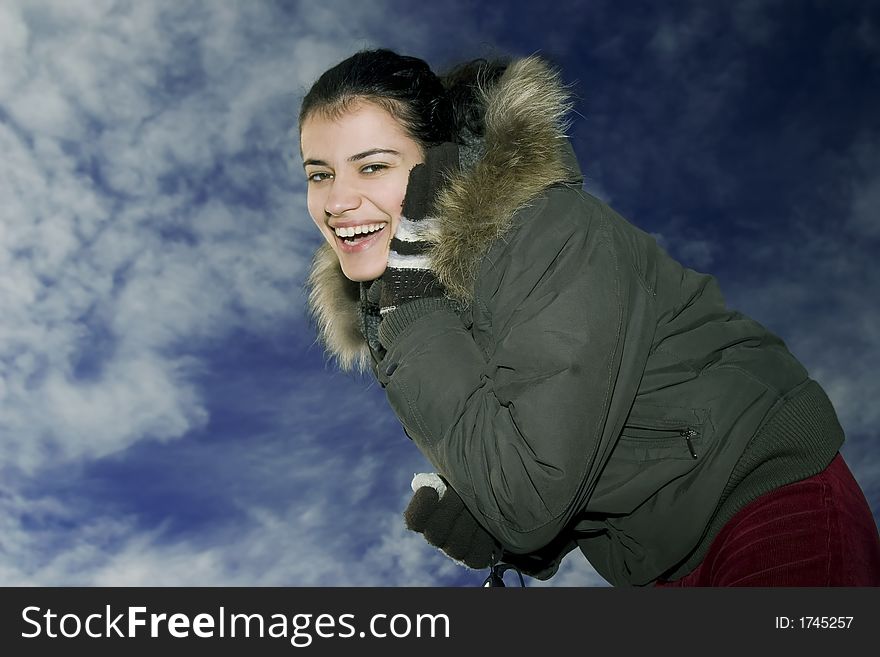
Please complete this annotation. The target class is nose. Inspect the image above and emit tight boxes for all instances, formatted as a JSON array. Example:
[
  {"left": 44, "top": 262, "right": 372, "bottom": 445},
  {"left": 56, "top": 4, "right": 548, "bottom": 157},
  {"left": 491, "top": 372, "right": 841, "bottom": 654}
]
[{"left": 324, "top": 176, "right": 361, "bottom": 217}]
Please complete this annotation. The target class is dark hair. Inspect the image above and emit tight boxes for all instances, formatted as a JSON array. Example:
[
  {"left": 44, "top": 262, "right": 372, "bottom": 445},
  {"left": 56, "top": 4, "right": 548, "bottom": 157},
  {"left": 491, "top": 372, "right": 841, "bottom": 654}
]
[{"left": 298, "top": 48, "right": 509, "bottom": 151}]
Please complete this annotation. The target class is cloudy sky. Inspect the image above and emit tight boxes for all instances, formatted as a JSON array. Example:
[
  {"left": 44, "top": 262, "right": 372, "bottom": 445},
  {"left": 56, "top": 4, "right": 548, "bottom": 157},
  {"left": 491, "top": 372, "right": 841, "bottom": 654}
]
[{"left": 1, "top": 0, "right": 878, "bottom": 588}]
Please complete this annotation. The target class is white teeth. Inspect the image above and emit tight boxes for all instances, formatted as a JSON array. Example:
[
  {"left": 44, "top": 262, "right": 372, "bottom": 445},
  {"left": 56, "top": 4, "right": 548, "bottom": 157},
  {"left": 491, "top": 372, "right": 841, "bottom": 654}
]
[{"left": 334, "top": 223, "right": 384, "bottom": 238}]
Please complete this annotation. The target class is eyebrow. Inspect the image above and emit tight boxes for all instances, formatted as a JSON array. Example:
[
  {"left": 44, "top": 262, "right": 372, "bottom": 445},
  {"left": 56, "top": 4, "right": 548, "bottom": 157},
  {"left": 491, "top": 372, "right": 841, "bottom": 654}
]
[{"left": 302, "top": 148, "right": 401, "bottom": 168}]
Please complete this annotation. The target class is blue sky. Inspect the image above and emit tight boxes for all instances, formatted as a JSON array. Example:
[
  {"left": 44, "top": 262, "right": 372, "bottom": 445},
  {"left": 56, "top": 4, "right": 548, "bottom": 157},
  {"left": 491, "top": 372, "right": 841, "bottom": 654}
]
[{"left": 0, "top": 0, "right": 878, "bottom": 587}]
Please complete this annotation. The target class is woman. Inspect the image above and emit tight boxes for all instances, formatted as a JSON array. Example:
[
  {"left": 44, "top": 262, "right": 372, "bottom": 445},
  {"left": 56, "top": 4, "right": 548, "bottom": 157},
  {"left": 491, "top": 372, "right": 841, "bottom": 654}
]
[{"left": 298, "top": 49, "right": 880, "bottom": 586}]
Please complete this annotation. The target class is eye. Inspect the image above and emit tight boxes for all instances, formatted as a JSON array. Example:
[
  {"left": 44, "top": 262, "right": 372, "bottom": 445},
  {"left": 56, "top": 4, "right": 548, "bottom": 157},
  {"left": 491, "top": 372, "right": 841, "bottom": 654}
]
[
  {"left": 361, "top": 163, "right": 388, "bottom": 175},
  {"left": 307, "top": 171, "right": 332, "bottom": 184}
]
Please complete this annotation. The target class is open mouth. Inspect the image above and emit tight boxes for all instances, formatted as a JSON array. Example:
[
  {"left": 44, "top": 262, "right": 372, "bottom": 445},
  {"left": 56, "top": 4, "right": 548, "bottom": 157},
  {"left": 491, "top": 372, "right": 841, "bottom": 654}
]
[{"left": 334, "top": 223, "right": 387, "bottom": 251}]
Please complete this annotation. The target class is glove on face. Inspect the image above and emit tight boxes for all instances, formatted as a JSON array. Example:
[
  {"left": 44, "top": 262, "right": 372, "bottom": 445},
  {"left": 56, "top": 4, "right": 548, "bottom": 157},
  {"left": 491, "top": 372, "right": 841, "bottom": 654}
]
[
  {"left": 404, "top": 473, "right": 499, "bottom": 570},
  {"left": 379, "top": 142, "right": 460, "bottom": 316}
]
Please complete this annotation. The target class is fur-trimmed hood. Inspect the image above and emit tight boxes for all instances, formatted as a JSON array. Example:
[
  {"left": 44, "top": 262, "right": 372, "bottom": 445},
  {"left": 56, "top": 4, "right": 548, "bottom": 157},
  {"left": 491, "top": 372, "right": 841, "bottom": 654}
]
[{"left": 306, "top": 56, "right": 583, "bottom": 372}]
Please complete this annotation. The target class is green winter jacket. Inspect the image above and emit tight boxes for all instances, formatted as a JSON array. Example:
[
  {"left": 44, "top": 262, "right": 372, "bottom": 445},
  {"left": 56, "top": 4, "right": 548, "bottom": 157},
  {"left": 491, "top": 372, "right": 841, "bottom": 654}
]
[{"left": 306, "top": 56, "right": 845, "bottom": 586}]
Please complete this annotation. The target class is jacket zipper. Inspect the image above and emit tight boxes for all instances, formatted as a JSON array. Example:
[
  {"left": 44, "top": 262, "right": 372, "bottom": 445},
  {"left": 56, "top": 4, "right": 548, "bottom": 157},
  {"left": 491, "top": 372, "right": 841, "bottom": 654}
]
[
  {"left": 681, "top": 428, "right": 698, "bottom": 459},
  {"left": 622, "top": 424, "right": 700, "bottom": 459}
]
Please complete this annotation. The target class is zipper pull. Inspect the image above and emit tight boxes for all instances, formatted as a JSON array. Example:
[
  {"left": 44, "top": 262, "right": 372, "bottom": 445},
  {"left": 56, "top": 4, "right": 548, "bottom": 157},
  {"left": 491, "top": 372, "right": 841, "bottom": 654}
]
[{"left": 681, "top": 429, "right": 698, "bottom": 459}]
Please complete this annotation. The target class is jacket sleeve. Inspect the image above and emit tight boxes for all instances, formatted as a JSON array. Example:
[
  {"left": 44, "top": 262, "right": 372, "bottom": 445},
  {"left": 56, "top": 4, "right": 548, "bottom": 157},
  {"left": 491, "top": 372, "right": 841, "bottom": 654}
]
[{"left": 377, "top": 188, "right": 656, "bottom": 554}]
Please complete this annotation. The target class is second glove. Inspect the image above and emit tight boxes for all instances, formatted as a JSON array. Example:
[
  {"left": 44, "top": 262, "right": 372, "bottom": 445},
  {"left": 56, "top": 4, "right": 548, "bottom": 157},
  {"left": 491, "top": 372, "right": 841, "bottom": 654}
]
[{"left": 404, "top": 473, "right": 500, "bottom": 570}]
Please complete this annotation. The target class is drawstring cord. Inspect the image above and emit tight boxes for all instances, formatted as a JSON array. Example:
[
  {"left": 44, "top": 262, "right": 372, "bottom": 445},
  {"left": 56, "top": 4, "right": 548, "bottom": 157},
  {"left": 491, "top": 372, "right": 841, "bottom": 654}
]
[{"left": 482, "top": 554, "right": 526, "bottom": 587}]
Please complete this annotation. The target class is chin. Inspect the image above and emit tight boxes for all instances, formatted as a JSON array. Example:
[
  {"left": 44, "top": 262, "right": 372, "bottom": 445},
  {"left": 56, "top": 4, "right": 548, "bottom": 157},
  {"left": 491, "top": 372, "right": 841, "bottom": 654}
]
[{"left": 339, "top": 258, "right": 387, "bottom": 283}]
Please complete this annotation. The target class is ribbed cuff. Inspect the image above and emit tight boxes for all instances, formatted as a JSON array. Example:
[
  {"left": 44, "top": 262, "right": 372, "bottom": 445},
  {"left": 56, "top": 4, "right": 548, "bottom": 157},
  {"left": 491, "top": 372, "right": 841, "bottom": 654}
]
[{"left": 378, "top": 297, "right": 459, "bottom": 349}]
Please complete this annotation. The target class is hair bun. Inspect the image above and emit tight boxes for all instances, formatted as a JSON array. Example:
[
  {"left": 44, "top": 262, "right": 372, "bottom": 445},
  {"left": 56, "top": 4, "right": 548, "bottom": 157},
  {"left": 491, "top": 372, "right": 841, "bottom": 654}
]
[{"left": 429, "top": 89, "right": 452, "bottom": 128}]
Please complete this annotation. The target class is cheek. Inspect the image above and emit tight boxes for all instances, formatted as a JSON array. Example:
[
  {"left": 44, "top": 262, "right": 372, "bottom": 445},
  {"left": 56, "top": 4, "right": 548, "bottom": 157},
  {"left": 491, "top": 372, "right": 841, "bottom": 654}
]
[
  {"left": 306, "top": 195, "right": 329, "bottom": 233},
  {"left": 384, "top": 175, "right": 409, "bottom": 223},
  {"left": 385, "top": 191, "right": 406, "bottom": 241}
]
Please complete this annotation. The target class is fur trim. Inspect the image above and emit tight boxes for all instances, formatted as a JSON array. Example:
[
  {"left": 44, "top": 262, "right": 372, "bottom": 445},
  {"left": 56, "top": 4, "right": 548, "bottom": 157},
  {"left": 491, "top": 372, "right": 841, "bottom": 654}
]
[
  {"left": 411, "top": 472, "right": 448, "bottom": 498},
  {"left": 430, "top": 56, "right": 575, "bottom": 300},
  {"left": 306, "top": 55, "right": 578, "bottom": 371},
  {"left": 307, "top": 243, "right": 371, "bottom": 373}
]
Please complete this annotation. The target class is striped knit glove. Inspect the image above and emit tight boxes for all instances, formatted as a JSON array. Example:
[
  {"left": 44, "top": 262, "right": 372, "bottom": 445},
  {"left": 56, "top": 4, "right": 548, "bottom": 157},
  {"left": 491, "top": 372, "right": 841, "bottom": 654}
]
[{"left": 379, "top": 142, "right": 459, "bottom": 316}]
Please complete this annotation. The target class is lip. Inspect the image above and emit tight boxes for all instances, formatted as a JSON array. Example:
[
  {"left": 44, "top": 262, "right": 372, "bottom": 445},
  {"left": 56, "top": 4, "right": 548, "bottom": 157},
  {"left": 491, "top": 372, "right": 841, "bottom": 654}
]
[
  {"left": 330, "top": 220, "right": 387, "bottom": 230},
  {"left": 333, "top": 224, "right": 388, "bottom": 253}
]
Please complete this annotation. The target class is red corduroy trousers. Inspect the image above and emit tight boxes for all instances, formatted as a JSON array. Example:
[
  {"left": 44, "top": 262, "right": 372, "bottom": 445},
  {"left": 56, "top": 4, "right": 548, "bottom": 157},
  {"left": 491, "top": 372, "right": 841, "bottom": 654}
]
[{"left": 655, "top": 452, "right": 880, "bottom": 586}]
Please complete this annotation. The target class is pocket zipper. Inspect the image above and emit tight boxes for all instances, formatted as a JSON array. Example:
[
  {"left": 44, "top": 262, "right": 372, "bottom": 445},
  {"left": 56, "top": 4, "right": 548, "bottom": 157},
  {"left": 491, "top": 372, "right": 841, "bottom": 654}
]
[
  {"left": 681, "top": 428, "right": 698, "bottom": 459},
  {"left": 622, "top": 424, "right": 700, "bottom": 459}
]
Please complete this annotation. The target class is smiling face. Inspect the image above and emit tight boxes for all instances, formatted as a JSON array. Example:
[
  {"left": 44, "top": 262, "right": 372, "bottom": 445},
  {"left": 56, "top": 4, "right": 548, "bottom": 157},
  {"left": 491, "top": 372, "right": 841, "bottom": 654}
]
[{"left": 300, "top": 101, "right": 425, "bottom": 282}]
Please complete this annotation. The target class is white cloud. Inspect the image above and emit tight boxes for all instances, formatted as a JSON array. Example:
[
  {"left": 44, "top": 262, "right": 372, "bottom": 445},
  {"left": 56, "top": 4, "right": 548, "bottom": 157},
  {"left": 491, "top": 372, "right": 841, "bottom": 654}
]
[
  {"left": 857, "top": 16, "right": 880, "bottom": 56},
  {"left": 0, "top": 3, "right": 28, "bottom": 97},
  {"left": 0, "top": 0, "right": 363, "bottom": 474},
  {"left": 651, "top": 231, "right": 716, "bottom": 270},
  {"left": 848, "top": 134, "right": 880, "bottom": 239},
  {"left": 648, "top": 18, "right": 703, "bottom": 60},
  {"left": 0, "top": 474, "right": 466, "bottom": 587},
  {"left": 0, "top": 478, "right": 608, "bottom": 587},
  {"left": 528, "top": 551, "right": 611, "bottom": 587},
  {"left": 731, "top": 0, "right": 777, "bottom": 46}
]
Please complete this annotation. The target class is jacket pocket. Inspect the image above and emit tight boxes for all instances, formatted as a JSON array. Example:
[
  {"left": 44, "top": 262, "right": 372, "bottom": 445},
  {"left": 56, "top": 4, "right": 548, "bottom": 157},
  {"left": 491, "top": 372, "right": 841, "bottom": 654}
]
[
  {"left": 584, "top": 410, "right": 711, "bottom": 515},
  {"left": 617, "top": 421, "right": 701, "bottom": 461}
]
